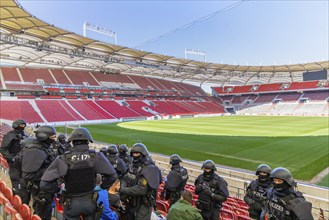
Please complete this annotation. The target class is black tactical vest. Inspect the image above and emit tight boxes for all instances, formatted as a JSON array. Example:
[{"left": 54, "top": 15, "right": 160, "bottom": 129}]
[
  {"left": 8, "top": 131, "right": 23, "bottom": 156},
  {"left": 198, "top": 175, "right": 220, "bottom": 194},
  {"left": 249, "top": 180, "right": 271, "bottom": 202},
  {"left": 64, "top": 150, "right": 96, "bottom": 194},
  {"left": 267, "top": 189, "right": 298, "bottom": 220},
  {"left": 125, "top": 165, "right": 142, "bottom": 187},
  {"left": 120, "top": 154, "right": 132, "bottom": 167},
  {"left": 107, "top": 154, "right": 119, "bottom": 169},
  {"left": 29, "top": 143, "right": 56, "bottom": 169}
]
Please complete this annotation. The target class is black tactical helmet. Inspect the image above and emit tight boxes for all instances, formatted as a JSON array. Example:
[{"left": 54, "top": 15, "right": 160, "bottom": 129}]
[
  {"left": 57, "top": 134, "right": 66, "bottom": 140},
  {"left": 34, "top": 125, "right": 56, "bottom": 141},
  {"left": 130, "top": 143, "right": 149, "bottom": 156},
  {"left": 12, "top": 119, "right": 26, "bottom": 129},
  {"left": 201, "top": 160, "right": 217, "bottom": 171},
  {"left": 270, "top": 167, "right": 295, "bottom": 186},
  {"left": 68, "top": 127, "right": 93, "bottom": 143},
  {"left": 256, "top": 164, "right": 272, "bottom": 175},
  {"left": 169, "top": 154, "right": 182, "bottom": 165},
  {"left": 118, "top": 144, "right": 129, "bottom": 153},
  {"left": 99, "top": 147, "right": 107, "bottom": 156},
  {"left": 107, "top": 144, "right": 118, "bottom": 154},
  {"left": 20, "top": 138, "right": 34, "bottom": 149}
]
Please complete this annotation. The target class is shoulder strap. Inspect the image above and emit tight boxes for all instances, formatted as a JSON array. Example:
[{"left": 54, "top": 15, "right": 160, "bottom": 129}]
[
  {"left": 267, "top": 187, "right": 274, "bottom": 199},
  {"left": 88, "top": 149, "right": 96, "bottom": 158},
  {"left": 281, "top": 192, "right": 297, "bottom": 204},
  {"left": 274, "top": 191, "right": 298, "bottom": 211},
  {"left": 248, "top": 180, "right": 255, "bottom": 190},
  {"left": 294, "top": 191, "right": 304, "bottom": 198},
  {"left": 197, "top": 175, "right": 204, "bottom": 184},
  {"left": 28, "top": 143, "right": 43, "bottom": 150},
  {"left": 62, "top": 151, "right": 73, "bottom": 166}
]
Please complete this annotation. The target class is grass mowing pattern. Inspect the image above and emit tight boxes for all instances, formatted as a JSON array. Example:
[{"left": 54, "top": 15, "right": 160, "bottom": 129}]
[
  {"left": 318, "top": 174, "right": 329, "bottom": 187},
  {"left": 59, "top": 116, "right": 328, "bottom": 182}
]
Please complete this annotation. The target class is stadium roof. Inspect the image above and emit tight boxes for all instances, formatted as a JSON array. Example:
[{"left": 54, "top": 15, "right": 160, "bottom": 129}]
[{"left": 1, "top": 0, "right": 328, "bottom": 86}]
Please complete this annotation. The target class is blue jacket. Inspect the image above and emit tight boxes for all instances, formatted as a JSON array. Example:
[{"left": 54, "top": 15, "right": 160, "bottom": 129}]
[{"left": 95, "top": 186, "right": 118, "bottom": 220}]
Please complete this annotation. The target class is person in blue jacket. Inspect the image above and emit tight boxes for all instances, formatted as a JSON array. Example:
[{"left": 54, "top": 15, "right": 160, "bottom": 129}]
[{"left": 95, "top": 174, "right": 118, "bottom": 220}]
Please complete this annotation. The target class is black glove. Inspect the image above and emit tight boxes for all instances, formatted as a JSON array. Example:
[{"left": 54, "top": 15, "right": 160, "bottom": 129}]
[
  {"left": 251, "top": 201, "right": 262, "bottom": 211},
  {"left": 203, "top": 188, "right": 213, "bottom": 197},
  {"left": 212, "top": 193, "right": 226, "bottom": 203},
  {"left": 119, "top": 187, "right": 127, "bottom": 196}
]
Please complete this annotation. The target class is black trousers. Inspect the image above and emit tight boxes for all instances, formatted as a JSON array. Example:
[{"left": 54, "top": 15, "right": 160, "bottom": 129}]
[
  {"left": 201, "top": 207, "right": 220, "bottom": 220},
  {"left": 8, "top": 161, "right": 21, "bottom": 192},
  {"left": 32, "top": 189, "right": 54, "bottom": 220},
  {"left": 125, "top": 203, "right": 152, "bottom": 220}
]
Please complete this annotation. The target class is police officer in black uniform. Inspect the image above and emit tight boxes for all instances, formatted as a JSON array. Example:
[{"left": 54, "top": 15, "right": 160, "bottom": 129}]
[
  {"left": 162, "top": 154, "right": 188, "bottom": 206},
  {"left": 262, "top": 167, "right": 314, "bottom": 220},
  {"left": 118, "top": 144, "right": 132, "bottom": 167},
  {"left": 14, "top": 137, "right": 35, "bottom": 205},
  {"left": 21, "top": 125, "right": 57, "bottom": 220},
  {"left": 195, "top": 160, "right": 229, "bottom": 220},
  {"left": 0, "top": 119, "right": 27, "bottom": 194},
  {"left": 104, "top": 144, "right": 128, "bottom": 179},
  {"left": 40, "top": 127, "right": 118, "bottom": 220},
  {"left": 120, "top": 143, "right": 162, "bottom": 220},
  {"left": 52, "top": 133, "right": 70, "bottom": 156},
  {"left": 244, "top": 164, "right": 272, "bottom": 219}
]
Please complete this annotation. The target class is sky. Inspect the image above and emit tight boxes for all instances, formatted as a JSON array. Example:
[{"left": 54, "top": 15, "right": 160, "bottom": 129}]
[{"left": 18, "top": 0, "right": 328, "bottom": 66}]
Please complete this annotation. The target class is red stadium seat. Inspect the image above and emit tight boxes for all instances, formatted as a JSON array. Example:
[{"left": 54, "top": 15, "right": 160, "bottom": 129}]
[
  {"left": 156, "top": 200, "right": 170, "bottom": 213},
  {"left": 3, "top": 186, "right": 13, "bottom": 203},
  {"left": 236, "top": 201, "right": 249, "bottom": 210},
  {"left": 55, "top": 197, "right": 64, "bottom": 213},
  {"left": 222, "top": 203, "right": 233, "bottom": 211},
  {"left": 0, "top": 193, "right": 10, "bottom": 218},
  {"left": 237, "top": 214, "right": 251, "bottom": 220},
  {"left": 19, "top": 204, "right": 32, "bottom": 220},
  {"left": 221, "top": 208, "right": 237, "bottom": 220},
  {"left": 12, "top": 195, "right": 22, "bottom": 211},
  {"left": 234, "top": 207, "right": 249, "bottom": 216},
  {"left": 226, "top": 201, "right": 240, "bottom": 209},
  {"left": 4, "top": 202, "right": 20, "bottom": 220},
  {"left": 0, "top": 180, "right": 7, "bottom": 193}
]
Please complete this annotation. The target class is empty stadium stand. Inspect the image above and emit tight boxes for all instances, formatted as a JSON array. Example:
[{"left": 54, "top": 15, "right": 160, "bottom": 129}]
[
  {"left": 20, "top": 68, "right": 56, "bottom": 84},
  {"left": 0, "top": 101, "right": 43, "bottom": 123},
  {"left": 213, "top": 81, "right": 328, "bottom": 116}
]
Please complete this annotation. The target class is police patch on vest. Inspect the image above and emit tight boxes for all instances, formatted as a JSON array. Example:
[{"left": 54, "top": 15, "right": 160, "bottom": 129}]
[
  {"left": 269, "top": 201, "right": 284, "bottom": 212},
  {"left": 139, "top": 178, "right": 147, "bottom": 186},
  {"left": 71, "top": 154, "right": 90, "bottom": 161}
]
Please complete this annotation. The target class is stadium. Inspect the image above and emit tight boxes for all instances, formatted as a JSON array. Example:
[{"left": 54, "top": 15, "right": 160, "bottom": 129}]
[{"left": 0, "top": 0, "right": 328, "bottom": 219}]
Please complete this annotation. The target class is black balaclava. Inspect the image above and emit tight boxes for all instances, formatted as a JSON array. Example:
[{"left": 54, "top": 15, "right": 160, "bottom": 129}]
[
  {"left": 16, "top": 126, "right": 25, "bottom": 132},
  {"left": 44, "top": 137, "right": 56, "bottom": 145},
  {"left": 171, "top": 163, "right": 180, "bottom": 171},
  {"left": 273, "top": 181, "right": 290, "bottom": 192},
  {"left": 203, "top": 169, "right": 215, "bottom": 180},
  {"left": 258, "top": 173, "right": 270, "bottom": 182},
  {"left": 133, "top": 154, "right": 143, "bottom": 167},
  {"left": 72, "top": 140, "right": 88, "bottom": 146},
  {"left": 119, "top": 151, "right": 127, "bottom": 157}
]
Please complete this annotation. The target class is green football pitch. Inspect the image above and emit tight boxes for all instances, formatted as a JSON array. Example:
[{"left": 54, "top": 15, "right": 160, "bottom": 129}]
[{"left": 58, "top": 116, "right": 329, "bottom": 182}]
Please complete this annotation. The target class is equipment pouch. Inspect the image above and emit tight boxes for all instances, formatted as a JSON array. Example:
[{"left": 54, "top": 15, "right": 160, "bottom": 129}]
[
  {"left": 92, "top": 192, "right": 99, "bottom": 205},
  {"left": 198, "top": 192, "right": 212, "bottom": 212},
  {"left": 31, "top": 183, "right": 40, "bottom": 196}
]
